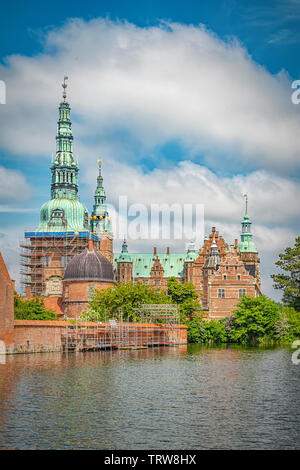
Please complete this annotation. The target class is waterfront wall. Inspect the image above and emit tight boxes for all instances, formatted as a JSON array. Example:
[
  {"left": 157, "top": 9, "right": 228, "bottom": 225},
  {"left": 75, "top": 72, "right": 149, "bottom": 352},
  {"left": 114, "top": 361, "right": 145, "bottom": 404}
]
[{"left": 11, "top": 320, "right": 187, "bottom": 354}]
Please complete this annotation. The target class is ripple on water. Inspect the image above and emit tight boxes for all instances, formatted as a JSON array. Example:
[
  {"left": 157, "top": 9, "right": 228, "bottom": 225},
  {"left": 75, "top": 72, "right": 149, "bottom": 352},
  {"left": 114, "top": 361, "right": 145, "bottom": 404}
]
[{"left": 0, "top": 345, "right": 299, "bottom": 449}]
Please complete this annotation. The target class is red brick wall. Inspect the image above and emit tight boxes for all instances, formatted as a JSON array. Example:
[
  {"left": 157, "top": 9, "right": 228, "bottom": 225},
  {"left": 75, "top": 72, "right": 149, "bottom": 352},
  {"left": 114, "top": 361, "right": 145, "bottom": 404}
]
[
  {"left": 44, "top": 297, "right": 63, "bottom": 316},
  {"left": 207, "top": 251, "right": 258, "bottom": 319},
  {"left": 117, "top": 262, "right": 133, "bottom": 282},
  {"left": 99, "top": 235, "right": 113, "bottom": 263},
  {"left": 12, "top": 320, "right": 187, "bottom": 353},
  {"left": 13, "top": 320, "right": 65, "bottom": 352},
  {"left": 62, "top": 279, "right": 115, "bottom": 318},
  {"left": 0, "top": 252, "right": 14, "bottom": 351}
]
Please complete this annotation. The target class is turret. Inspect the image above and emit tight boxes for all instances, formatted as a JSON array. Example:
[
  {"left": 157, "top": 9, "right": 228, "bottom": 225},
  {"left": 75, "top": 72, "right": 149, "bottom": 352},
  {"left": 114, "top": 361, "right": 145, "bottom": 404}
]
[
  {"left": 238, "top": 194, "right": 257, "bottom": 253},
  {"left": 90, "top": 159, "right": 113, "bottom": 263},
  {"left": 90, "top": 159, "right": 112, "bottom": 234},
  {"left": 117, "top": 238, "right": 132, "bottom": 282}
]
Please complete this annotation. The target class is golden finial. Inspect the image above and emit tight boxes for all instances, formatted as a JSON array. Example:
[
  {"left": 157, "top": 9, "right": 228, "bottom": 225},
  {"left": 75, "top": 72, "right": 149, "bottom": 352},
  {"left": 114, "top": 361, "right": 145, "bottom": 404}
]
[
  {"left": 98, "top": 158, "right": 102, "bottom": 175},
  {"left": 62, "top": 76, "right": 68, "bottom": 101}
]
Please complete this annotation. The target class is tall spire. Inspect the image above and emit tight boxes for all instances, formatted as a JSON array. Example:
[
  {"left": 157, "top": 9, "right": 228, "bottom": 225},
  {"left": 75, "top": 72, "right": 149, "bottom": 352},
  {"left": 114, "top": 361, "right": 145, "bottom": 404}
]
[
  {"left": 90, "top": 159, "right": 112, "bottom": 234},
  {"left": 50, "top": 78, "right": 79, "bottom": 200},
  {"left": 238, "top": 195, "right": 257, "bottom": 253}
]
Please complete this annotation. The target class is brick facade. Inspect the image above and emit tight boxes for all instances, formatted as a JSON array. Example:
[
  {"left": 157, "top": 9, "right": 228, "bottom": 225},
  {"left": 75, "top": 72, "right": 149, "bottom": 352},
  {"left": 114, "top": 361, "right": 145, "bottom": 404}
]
[
  {"left": 0, "top": 252, "right": 15, "bottom": 352},
  {"left": 62, "top": 279, "right": 115, "bottom": 318},
  {"left": 116, "top": 227, "right": 261, "bottom": 319}
]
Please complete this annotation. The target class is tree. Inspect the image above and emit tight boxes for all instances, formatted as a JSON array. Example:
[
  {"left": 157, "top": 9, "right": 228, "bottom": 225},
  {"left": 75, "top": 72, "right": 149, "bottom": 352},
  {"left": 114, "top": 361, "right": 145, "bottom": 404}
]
[
  {"left": 276, "top": 306, "right": 300, "bottom": 341},
  {"left": 85, "top": 281, "right": 172, "bottom": 322},
  {"left": 271, "top": 237, "right": 300, "bottom": 310},
  {"left": 14, "top": 295, "right": 58, "bottom": 321},
  {"left": 187, "top": 317, "right": 227, "bottom": 343},
  {"left": 167, "top": 277, "right": 202, "bottom": 319},
  {"left": 230, "top": 295, "right": 280, "bottom": 344}
]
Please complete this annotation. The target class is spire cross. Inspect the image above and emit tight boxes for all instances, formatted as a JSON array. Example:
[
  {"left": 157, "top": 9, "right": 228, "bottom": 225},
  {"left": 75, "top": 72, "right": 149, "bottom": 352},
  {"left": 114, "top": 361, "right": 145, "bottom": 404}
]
[
  {"left": 62, "top": 76, "right": 68, "bottom": 101},
  {"left": 243, "top": 193, "right": 248, "bottom": 215}
]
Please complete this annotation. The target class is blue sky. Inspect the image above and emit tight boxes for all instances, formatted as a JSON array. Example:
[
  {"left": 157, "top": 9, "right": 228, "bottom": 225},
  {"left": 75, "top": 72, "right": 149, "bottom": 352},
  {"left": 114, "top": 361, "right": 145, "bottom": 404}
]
[{"left": 0, "top": 0, "right": 300, "bottom": 297}]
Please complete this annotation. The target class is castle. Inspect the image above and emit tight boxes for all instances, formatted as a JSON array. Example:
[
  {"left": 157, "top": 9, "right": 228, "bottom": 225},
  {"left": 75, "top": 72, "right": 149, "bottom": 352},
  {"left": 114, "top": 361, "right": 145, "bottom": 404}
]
[{"left": 20, "top": 80, "right": 262, "bottom": 319}]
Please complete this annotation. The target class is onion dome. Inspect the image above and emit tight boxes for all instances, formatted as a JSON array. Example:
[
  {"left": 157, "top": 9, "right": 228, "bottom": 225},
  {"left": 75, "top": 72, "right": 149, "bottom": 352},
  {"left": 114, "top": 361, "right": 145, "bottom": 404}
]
[
  {"left": 64, "top": 247, "right": 114, "bottom": 281},
  {"left": 38, "top": 198, "right": 89, "bottom": 232}
]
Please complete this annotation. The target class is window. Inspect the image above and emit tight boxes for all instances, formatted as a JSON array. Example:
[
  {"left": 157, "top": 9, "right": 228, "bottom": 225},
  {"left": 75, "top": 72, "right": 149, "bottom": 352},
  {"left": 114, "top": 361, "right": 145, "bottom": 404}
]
[
  {"left": 239, "top": 289, "right": 246, "bottom": 297},
  {"left": 226, "top": 266, "right": 229, "bottom": 270},
  {"left": 218, "top": 289, "right": 225, "bottom": 298},
  {"left": 234, "top": 266, "right": 238, "bottom": 270},
  {"left": 223, "top": 275, "right": 227, "bottom": 280},
  {"left": 237, "top": 275, "right": 241, "bottom": 280},
  {"left": 155, "top": 280, "right": 160, "bottom": 286}
]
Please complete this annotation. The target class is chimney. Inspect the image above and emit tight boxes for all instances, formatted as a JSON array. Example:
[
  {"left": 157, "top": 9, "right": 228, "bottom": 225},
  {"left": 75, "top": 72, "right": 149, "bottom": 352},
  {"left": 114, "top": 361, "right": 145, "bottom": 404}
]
[
  {"left": 234, "top": 238, "right": 238, "bottom": 248},
  {"left": 88, "top": 239, "right": 93, "bottom": 252},
  {"left": 154, "top": 247, "right": 157, "bottom": 255},
  {"left": 11, "top": 279, "right": 15, "bottom": 291},
  {"left": 166, "top": 247, "right": 170, "bottom": 255}
]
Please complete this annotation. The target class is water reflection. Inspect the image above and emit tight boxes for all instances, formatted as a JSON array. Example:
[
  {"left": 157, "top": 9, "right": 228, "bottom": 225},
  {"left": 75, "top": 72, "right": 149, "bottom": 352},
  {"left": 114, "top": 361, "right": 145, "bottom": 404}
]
[{"left": 0, "top": 345, "right": 299, "bottom": 449}]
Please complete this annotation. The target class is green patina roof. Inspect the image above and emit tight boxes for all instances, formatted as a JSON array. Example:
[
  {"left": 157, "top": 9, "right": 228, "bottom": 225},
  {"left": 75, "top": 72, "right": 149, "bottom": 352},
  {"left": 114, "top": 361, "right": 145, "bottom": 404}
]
[
  {"left": 37, "top": 198, "right": 89, "bottom": 232},
  {"left": 114, "top": 252, "right": 197, "bottom": 278},
  {"left": 238, "top": 239, "right": 258, "bottom": 253}
]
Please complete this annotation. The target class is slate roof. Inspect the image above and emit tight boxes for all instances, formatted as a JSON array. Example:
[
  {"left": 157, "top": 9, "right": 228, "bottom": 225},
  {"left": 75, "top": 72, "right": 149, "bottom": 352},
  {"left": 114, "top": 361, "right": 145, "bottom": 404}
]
[{"left": 64, "top": 248, "right": 114, "bottom": 281}]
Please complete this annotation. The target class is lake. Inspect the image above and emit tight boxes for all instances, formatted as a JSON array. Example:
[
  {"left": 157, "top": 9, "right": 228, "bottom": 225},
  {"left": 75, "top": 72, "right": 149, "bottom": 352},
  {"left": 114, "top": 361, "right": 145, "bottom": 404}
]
[{"left": 0, "top": 345, "right": 299, "bottom": 449}]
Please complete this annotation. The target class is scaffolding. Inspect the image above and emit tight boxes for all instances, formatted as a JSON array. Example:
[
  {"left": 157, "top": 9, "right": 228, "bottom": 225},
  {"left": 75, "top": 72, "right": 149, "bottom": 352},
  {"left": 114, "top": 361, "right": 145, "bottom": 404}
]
[
  {"left": 20, "top": 231, "right": 99, "bottom": 297},
  {"left": 61, "top": 304, "right": 181, "bottom": 352},
  {"left": 136, "top": 304, "right": 180, "bottom": 347}
]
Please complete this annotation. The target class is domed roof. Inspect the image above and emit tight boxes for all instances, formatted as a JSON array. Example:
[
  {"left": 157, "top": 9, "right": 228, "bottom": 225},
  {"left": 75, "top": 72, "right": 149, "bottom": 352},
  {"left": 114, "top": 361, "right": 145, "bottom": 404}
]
[
  {"left": 64, "top": 248, "right": 115, "bottom": 282},
  {"left": 37, "top": 198, "right": 89, "bottom": 232}
]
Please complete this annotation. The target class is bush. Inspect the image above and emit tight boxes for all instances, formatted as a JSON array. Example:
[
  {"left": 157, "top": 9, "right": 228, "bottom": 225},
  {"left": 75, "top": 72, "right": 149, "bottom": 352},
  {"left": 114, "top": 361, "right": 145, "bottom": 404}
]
[
  {"left": 187, "top": 317, "right": 228, "bottom": 344},
  {"left": 14, "top": 295, "right": 58, "bottom": 321}
]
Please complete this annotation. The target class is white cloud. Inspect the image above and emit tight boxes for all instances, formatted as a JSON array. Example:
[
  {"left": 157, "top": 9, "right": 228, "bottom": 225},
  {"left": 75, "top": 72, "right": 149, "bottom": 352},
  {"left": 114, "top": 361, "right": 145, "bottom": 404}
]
[
  {"left": 86, "top": 160, "right": 300, "bottom": 226},
  {"left": 0, "top": 18, "right": 299, "bottom": 173},
  {"left": 0, "top": 166, "right": 32, "bottom": 203}
]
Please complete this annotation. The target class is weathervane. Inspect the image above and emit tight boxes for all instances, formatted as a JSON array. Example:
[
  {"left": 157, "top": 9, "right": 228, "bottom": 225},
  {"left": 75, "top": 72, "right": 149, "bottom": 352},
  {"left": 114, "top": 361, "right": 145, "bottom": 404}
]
[{"left": 62, "top": 76, "right": 68, "bottom": 101}]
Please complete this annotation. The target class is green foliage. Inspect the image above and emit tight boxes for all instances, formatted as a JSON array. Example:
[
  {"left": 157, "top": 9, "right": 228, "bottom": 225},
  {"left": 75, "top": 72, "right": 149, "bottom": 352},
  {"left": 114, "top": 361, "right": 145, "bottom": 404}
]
[
  {"left": 167, "top": 277, "right": 202, "bottom": 319},
  {"left": 229, "top": 295, "right": 280, "bottom": 345},
  {"left": 274, "top": 306, "right": 300, "bottom": 342},
  {"left": 14, "top": 295, "right": 58, "bottom": 321},
  {"left": 187, "top": 316, "right": 228, "bottom": 344},
  {"left": 84, "top": 281, "right": 172, "bottom": 322},
  {"left": 271, "top": 237, "right": 300, "bottom": 310}
]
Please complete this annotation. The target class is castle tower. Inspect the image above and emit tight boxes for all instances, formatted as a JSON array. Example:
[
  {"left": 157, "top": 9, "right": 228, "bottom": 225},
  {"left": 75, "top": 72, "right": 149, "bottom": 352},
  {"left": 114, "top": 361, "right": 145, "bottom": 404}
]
[
  {"left": 90, "top": 160, "right": 113, "bottom": 263},
  {"left": 116, "top": 238, "right": 133, "bottom": 282},
  {"left": 237, "top": 194, "right": 260, "bottom": 285},
  {"left": 184, "top": 241, "right": 198, "bottom": 283},
  {"left": 38, "top": 77, "right": 89, "bottom": 232},
  {"left": 20, "top": 79, "right": 98, "bottom": 299}
]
